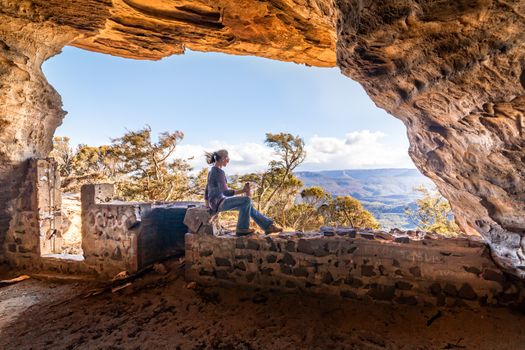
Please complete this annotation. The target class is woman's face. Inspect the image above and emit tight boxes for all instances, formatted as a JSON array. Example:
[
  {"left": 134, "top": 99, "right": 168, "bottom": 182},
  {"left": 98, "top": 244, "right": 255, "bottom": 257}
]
[{"left": 217, "top": 153, "right": 230, "bottom": 167}]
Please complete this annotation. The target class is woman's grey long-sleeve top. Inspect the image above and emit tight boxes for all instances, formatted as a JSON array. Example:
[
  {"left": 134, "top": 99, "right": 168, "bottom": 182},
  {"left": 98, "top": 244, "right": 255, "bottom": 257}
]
[{"left": 204, "top": 166, "right": 235, "bottom": 212}]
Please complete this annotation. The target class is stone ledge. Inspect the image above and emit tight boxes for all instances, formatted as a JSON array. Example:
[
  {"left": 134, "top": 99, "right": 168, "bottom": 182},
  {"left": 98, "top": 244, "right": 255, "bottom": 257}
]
[{"left": 185, "top": 231, "right": 525, "bottom": 308}]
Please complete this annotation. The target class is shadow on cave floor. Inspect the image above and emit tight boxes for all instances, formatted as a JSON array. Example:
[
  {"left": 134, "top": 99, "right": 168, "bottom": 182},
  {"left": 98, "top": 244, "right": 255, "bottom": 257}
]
[{"left": 0, "top": 260, "right": 524, "bottom": 350}]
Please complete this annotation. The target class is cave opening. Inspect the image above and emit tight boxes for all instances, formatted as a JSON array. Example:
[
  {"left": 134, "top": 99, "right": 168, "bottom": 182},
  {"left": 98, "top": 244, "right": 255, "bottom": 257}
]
[{"left": 39, "top": 45, "right": 429, "bottom": 261}]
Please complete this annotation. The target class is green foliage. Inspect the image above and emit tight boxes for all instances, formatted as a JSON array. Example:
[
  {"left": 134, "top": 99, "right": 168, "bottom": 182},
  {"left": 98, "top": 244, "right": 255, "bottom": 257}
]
[
  {"left": 71, "top": 144, "right": 116, "bottom": 179},
  {"left": 265, "top": 133, "right": 306, "bottom": 172},
  {"left": 51, "top": 137, "right": 114, "bottom": 190},
  {"left": 321, "top": 196, "right": 380, "bottom": 229},
  {"left": 261, "top": 133, "right": 306, "bottom": 213},
  {"left": 50, "top": 136, "right": 74, "bottom": 178},
  {"left": 284, "top": 202, "right": 323, "bottom": 231},
  {"left": 301, "top": 186, "right": 331, "bottom": 206},
  {"left": 405, "top": 186, "right": 460, "bottom": 236},
  {"left": 110, "top": 126, "right": 190, "bottom": 201},
  {"left": 52, "top": 126, "right": 205, "bottom": 202}
]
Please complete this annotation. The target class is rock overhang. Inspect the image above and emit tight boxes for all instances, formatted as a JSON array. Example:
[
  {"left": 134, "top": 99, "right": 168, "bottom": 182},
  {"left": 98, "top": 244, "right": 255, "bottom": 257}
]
[{"left": 39, "top": 0, "right": 336, "bottom": 66}]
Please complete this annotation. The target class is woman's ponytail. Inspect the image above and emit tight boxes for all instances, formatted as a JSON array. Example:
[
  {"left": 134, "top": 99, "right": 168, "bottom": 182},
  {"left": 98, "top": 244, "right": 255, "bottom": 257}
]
[
  {"left": 205, "top": 151, "right": 216, "bottom": 164},
  {"left": 205, "top": 149, "right": 228, "bottom": 165}
]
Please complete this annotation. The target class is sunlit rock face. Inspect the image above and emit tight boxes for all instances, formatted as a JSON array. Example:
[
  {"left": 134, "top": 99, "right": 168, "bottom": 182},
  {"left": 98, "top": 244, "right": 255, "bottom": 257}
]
[
  {"left": 0, "top": 17, "right": 79, "bottom": 249},
  {"left": 0, "top": 0, "right": 524, "bottom": 277},
  {"left": 337, "top": 0, "right": 525, "bottom": 277},
  {"left": 72, "top": 0, "right": 337, "bottom": 66}
]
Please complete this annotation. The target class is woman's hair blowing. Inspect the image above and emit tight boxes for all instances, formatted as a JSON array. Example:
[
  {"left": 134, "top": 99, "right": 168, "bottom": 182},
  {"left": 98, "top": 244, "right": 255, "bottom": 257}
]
[{"left": 205, "top": 149, "right": 228, "bottom": 164}]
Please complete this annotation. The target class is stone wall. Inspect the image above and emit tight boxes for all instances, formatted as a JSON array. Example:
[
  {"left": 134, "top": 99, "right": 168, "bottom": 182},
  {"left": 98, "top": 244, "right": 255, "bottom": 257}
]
[
  {"left": 80, "top": 184, "right": 151, "bottom": 276},
  {"left": 186, "top": 229, "right": 525, "bottom": 308},
  {"left": 3, "top": 159, "right": 65, "bottom": 267},
  {"left": 2, "top": 159, "right": 189, "bottom": 278},
  {"left": 80, "top": 184, "right": 195, "bottom": 276}
]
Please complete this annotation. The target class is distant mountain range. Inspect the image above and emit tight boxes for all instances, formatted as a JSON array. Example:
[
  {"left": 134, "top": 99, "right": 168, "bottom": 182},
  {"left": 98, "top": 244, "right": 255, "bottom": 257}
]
[{"left": 295, "top": 168, "right": 435, "bottom": 230}]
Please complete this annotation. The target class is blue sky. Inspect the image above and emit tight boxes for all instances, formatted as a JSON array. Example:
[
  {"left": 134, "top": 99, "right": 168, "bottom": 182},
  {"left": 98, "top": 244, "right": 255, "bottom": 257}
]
[{"left": 43, "top": 46, "right": 415, "bottom": 174}]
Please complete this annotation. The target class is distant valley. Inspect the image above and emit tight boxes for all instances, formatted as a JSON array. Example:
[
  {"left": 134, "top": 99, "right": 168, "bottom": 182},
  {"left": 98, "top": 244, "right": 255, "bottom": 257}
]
[{"left": 295, "top": 168, "right": 435, "bottom": 230}]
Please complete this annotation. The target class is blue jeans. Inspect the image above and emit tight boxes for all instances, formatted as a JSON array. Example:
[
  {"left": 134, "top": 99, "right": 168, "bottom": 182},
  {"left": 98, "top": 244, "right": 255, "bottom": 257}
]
[{"left": 218, "top": 196, "right": 273, "bottom": 231}]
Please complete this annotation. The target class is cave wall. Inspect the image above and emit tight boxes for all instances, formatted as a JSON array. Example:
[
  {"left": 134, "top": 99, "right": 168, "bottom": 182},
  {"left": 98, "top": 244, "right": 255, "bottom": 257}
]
[
  {"left": 336, "top": 0, "right": 525, "bottom": 277},
  {"left": 0, "top": 0, "right": 524, "bottom": 277},
  {"left": 0, "top": 19, "right": 77, "bottom": 254}
]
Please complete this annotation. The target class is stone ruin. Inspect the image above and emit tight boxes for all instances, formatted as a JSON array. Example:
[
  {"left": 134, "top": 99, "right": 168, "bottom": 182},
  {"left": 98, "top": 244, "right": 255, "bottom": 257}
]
[
  {"left": 184, "top": 207, "right": 525, "bottom": 309},
  {"left": 2, "top": 158, "right": 523, "bottom": 309},
  {"left": 3, "top": 158, "right": 190, "bottom": 277}
]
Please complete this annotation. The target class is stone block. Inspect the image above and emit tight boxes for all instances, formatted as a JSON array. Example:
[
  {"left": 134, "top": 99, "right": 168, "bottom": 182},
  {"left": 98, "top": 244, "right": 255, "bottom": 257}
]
[
  {"left": 395, "top": 281, "right": 413, "bottom": 290},
  {"left": 345, "top": 277, "right": 363, "bottom": 288},
  {"left": 394, "top": 236, "right": 411, "bottom": 244},
  {"left": 297, "top": 239, "right": 314, "bottom": 254},
  {"left": 246, "top": 239, "right": 260, "bottom": 250},
  {"left": 321, "top": 271, "right": 334, "bottom": 284},
  {"left": 280, "top": 264, "right": 292, "bottom": 275},
  {"left": 246, "top": 273, "right": 256, "bottom": 282},
  {"left": 367, "top": 284, "right": 396, "bottom": 301},
  {"left": 215, "top": 257, "right": 232, "bottom": 267},
  {"left": 81, "top": 183, "right": 114, "bottom": 209},
  {"left": 482, "top": 269, "right": 506, "bottom": 285},
  {"left": 395, "top": 295, "right": 418, "bottom": 305},
  {"left": 18, "top": 245, "right": 37, "bottom": 254},
  {"left": 279, "top": 252, "right": 296, "bottom": 266},
  {"left": 235, "top": 238, "right": 245, "bottom": 249},
  {"left": 200, "top": 250, "right": 213, "bottom": 257},
  {"left": 260, "top": 267, "right": 273, "bottom": 275},
  {"left": 293, "top": 267, "right": 308, "bottom": 277},
  {"left": 361, "top": 265, "right": 376, "bottom": 277},
  {"left": 463, "top": 266, "right": 481, "bottom": 275},
  {"left": 266, "top": 254, "right": 277, "bottom": 263},
  {"left": 183, "top": 207, "right": 219, "bottom": 235},
  {"left": 234, "top": 261, "right": 247, "bottom": 271},
  {"left": 443, "top": 283, "right": 458, "bottom": 296},
  {"left": 359, "top": 232, "right": 375, "bottom": 240},
  {"left": 458, "top": 283, "right": 477, "bottom": 300},
  {"left": 409, "top": 266, "right": 421, "bottom": 277}
]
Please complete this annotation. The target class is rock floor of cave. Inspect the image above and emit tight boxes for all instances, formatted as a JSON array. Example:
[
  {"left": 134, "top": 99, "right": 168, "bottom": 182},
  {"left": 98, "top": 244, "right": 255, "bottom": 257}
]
[{"left": 0, "top": 259, "right": 524, "bottom": 350}]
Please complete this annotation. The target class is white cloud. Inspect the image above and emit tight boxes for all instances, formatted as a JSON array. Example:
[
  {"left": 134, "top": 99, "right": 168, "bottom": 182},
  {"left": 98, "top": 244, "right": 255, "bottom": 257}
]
[
  {"left": 175, "top": 141, "right": 276, "bottom": 174},
  {"left": 303, "top": 130, "right": 414, "bottom": 171},
  {"left": 175, "top": 130, "right": 414, "bottom": 175},
  {"left": 309, "top": 136, "right": 346, "bottom": 154},
  {"left": 345, "top": 130, "right": 384, "bottom": 145}
]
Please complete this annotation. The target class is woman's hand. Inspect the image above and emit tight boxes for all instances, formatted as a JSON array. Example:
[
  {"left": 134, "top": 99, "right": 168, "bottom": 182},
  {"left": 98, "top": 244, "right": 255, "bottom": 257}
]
[{"left": 243, "top": 182, "right": 251, "bottom": 196}]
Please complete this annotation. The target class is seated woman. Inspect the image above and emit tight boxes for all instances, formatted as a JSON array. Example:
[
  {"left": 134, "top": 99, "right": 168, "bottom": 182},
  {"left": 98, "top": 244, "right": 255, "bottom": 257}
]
[{"left": 204, "top": 149, "right": 282, "bottom": 236}]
